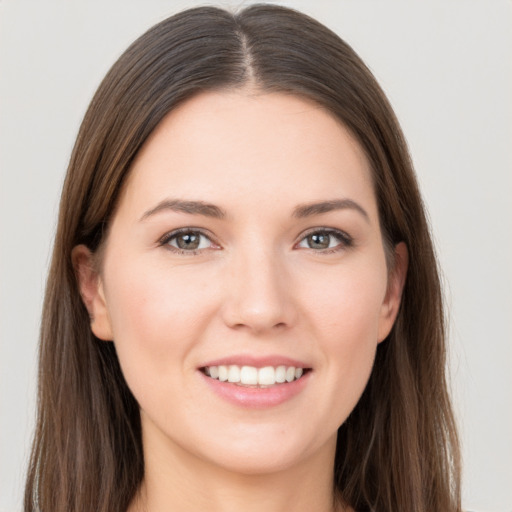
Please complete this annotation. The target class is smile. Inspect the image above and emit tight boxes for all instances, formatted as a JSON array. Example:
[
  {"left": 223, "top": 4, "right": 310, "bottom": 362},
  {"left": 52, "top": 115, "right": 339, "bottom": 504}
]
[
  {"left": 202, "top": 365, "right": 307, "bottom": 387},
  {"left": 198, "top": 357, "right": 312, "bottom": 408}
]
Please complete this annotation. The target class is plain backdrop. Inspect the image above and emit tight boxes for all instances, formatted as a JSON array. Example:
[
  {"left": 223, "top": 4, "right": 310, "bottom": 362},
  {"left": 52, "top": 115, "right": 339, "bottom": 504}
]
[{"left": 1, "top": 1, "right": 511, "bottom": 511}]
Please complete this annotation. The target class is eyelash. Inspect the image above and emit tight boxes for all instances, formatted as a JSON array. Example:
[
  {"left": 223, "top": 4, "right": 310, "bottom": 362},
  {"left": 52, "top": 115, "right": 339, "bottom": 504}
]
[
  {"left": 158, "top": 227, "right": 353, "bottom": 256},
  {"left": 296, "top": 228, "right": 354, "bottom": 254},
  {"left": 158, "top": 228, "right": 217, "bottom": 256}
]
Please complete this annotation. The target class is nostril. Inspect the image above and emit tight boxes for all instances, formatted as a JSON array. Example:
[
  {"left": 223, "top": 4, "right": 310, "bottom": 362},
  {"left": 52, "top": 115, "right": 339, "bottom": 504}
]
[{"left": 220, "top": 264, "right": 297, "bottom": 333}]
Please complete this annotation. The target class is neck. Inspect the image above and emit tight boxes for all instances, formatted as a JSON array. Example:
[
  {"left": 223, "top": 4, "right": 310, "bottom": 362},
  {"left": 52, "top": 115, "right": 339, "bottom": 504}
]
[{"left": 128, "top": 422, "right": 346, "bottom": 512}]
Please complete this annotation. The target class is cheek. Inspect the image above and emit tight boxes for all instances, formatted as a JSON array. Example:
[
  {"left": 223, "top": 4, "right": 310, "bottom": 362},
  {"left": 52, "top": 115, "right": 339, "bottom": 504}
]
[
  {"left": 304, "top": 259, "right": 387, "bottom": 345},
  {"left": 102, "top": 257, "right": 220, "bottom": 397},
  {"left": 300, "top": 260, "right": 387, "bottom": 414}
]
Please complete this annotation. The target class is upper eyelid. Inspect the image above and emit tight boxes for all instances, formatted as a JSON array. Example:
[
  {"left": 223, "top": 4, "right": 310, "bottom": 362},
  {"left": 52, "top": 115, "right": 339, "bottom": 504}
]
[
  {"left": 158, "top": 227, "right": 216, "bottom": 244},
  {"left": 297, "top": 226, "right": 352, "bottom": 241}
]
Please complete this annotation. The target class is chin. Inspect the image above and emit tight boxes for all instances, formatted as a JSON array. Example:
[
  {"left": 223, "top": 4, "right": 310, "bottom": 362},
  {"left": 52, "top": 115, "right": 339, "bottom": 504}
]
[
  {"left": 203, "top": 447, "right": 311, "bottom": 476},
  {"left": 187, "top": 423, "right": 336, "bottom": 476}
]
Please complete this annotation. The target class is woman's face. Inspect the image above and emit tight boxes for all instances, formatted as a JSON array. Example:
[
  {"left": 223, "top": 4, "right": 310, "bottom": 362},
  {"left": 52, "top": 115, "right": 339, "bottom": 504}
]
[{"left": 78, "top": 90, "right": 406, "bottom": 476}]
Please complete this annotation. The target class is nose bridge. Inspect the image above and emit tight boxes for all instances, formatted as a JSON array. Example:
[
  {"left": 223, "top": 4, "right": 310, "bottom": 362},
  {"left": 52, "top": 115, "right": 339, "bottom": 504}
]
[{"left": 222, "top": 238, "right": 294, "bottom": 333}]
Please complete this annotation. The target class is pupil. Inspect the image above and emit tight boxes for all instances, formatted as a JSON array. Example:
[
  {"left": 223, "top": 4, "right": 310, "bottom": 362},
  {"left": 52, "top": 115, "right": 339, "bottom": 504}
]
[
  {"left": 309, "top": 233, "right": 329, "bottom": 249},
  {"left": 177, "top": 233, "right": 200, "bottom": 250}
]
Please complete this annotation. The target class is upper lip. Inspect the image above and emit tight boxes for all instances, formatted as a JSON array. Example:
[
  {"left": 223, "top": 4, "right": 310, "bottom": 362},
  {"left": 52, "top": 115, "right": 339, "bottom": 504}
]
[{"left": 199, "top": 354, "right": 311, "bottom": 369}]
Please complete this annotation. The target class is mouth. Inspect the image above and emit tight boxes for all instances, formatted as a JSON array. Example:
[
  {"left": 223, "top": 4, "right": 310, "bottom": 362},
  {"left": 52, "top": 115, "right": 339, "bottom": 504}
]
[{"left": 200, "top": 365, "right": 311, "bottom": 387}]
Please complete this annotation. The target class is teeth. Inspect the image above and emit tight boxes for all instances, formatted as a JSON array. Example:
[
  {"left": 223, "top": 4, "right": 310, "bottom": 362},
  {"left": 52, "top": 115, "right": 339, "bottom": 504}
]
[
  {"left": 218, "top": 365, "right": 228, "bottom": 382},
  {"left": 258, "top": 366, "right": 275, "bottom": 386},
  {"left": 240, "top": 366, "right": 258, "bottom": 385},
  {"left": 228, "top": 365, "right": 241, "bottom": 383},
  {"left": 203, "top": 364, "right": 306, "bottom": 386},
  {"left": 275, "top": 365, "right": 286, "bottom": 383}
]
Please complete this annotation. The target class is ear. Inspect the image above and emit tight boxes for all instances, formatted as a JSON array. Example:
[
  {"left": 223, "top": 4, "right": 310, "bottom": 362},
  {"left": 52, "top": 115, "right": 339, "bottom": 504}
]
[
  {"left": 377, "top": 242, "right": 408, "bottom": 343},
  {"left": 72, "top": 244, "right": 113, "bottom": 341}
]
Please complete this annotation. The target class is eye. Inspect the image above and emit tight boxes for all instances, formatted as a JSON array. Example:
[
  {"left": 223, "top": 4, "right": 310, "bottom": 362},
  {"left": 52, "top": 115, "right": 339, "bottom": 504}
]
[
  {"left": 296, "top": 229, "right": 352, "bottom": 252},
  {"left": 159, "top": 229, "right": 218, "bottom": 254}
]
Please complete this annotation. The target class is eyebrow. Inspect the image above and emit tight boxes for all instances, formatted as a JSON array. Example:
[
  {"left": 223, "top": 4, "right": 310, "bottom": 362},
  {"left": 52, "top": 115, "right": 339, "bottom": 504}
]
[
  {"left": 140, "top": 199, "right": 227, "bottom": 221},
  {"left": 293, "top": 199, "right": 370, "bottom": 222},
  {"left": 140, "top": 197, "right": 369, "bottom": 223}
]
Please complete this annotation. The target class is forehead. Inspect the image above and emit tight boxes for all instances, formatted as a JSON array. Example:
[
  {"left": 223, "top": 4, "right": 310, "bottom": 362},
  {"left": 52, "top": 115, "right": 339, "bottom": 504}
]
[{"left": 120, "top": 90, "right": 377, "bottom": 220}]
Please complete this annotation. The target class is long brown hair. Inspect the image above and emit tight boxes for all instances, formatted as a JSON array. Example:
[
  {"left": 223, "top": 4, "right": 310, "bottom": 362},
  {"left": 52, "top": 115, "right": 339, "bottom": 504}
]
[{"left": 25, "top": 5, "right": 461, "bottom": 511}]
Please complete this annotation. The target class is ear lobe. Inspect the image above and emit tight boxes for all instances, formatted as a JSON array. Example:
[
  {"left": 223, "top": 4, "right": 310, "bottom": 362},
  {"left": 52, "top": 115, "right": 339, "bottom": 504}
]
[
  {"left": 72, "top": 244, "right": 113, "bottom": 341},
  {"left": 377, "top": 242, "right": 408, "bottom": 343}
]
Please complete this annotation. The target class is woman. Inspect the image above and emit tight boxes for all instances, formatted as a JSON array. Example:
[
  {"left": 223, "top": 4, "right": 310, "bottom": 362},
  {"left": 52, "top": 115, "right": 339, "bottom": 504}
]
[{"left": 25, "top": 4, "right": 461, "bottom": 512}]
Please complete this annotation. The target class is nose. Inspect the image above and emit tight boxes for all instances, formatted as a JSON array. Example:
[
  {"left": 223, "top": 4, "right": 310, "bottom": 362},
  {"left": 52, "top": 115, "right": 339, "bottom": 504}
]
[{"left": 221, "top": 245, "right": 297, "bottom": 334}]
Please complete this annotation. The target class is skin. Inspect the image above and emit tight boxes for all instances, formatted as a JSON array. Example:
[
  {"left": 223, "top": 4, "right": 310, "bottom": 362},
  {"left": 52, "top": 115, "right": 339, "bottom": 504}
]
[{"left": 74, "top": 89, "right": 407, "bottom": 512}]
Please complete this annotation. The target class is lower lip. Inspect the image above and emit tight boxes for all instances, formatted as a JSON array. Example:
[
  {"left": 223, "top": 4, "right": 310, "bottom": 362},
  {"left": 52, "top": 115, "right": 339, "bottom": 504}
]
[{"left": 199, "top": 371, "right": 311, "bottom": 409}]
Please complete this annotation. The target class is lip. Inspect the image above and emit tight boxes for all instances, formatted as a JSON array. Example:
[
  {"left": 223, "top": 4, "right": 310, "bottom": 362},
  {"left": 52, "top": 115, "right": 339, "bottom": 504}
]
[
  {"left": 199, "top": 354, "right": 310, "bottom": 369},
  {"left": 199, "top": 370, "right": 310, "bottom": 409},
  {"left": 197, "top": 354, "right": 312, "bottom": 409}
]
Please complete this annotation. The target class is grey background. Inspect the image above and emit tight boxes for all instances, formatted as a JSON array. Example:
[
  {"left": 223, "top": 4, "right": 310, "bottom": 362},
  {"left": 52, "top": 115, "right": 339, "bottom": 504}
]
[{"left": 1, "top": 1, "right": 511, "bottom": 510}]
